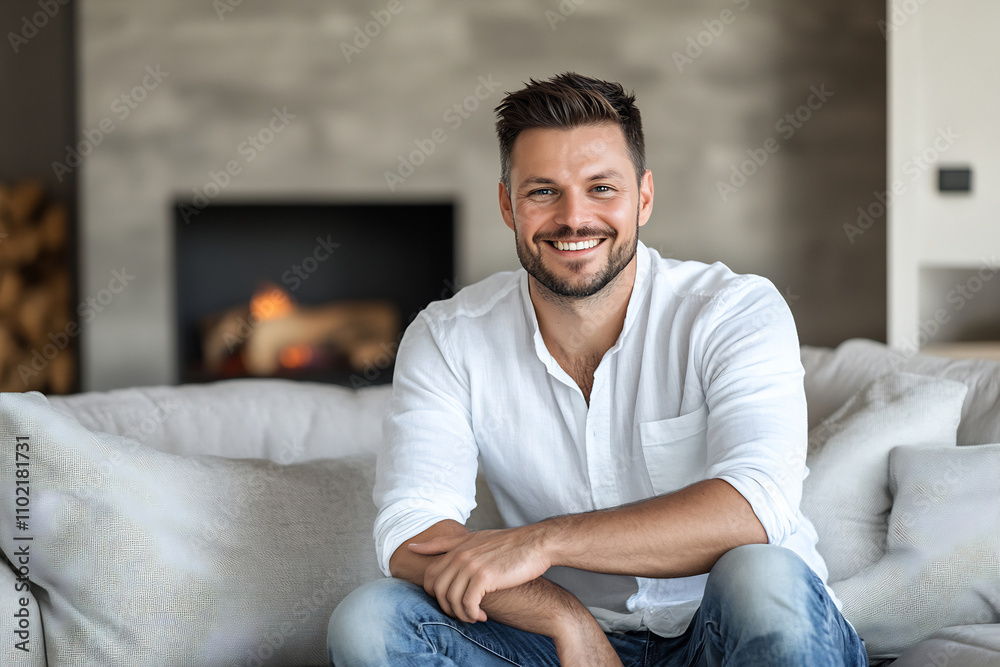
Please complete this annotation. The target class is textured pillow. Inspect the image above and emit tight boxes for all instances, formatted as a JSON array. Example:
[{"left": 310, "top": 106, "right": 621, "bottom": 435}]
[
  {"left": 832, "top": 444, "right": 1000, "bottom": 659},
  {"left": 801, "top": 337, "right": 1000, "bottom": 446},
  {"left": 0, "top": 558, "right": 45, "bottom": 667},
  {"left": 801, "top": 372, "right": 967, "bottom": 582},
  {"left": 890, "top": 623, "right": 1000, "bottom": 667},
  {"left": 0, "top": 391, "right": 383, "bottom": 666}
]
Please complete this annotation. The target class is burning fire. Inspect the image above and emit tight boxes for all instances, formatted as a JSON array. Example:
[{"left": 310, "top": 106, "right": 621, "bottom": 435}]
[
  {"left": 249, "top": 284, "right": 293, "bottom": 321},
  {"left": 279, "top": 343, "right": 314, "bottom": 369}
]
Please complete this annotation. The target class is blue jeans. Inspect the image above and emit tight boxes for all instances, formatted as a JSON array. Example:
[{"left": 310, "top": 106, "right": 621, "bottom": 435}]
[{"left": 328, "top": 544, "right": 868, "bottom": 666}]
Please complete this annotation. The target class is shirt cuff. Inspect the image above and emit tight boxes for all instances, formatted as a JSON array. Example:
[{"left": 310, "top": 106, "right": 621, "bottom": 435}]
[
  {"left": 715, "top": 472, "right": 796, "bottom": 545},
  {"left": 374, "top": 505, "right": 465, "bottom": 577}
]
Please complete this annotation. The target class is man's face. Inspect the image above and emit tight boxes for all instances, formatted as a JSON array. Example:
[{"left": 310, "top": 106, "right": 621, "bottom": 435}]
[{"left": 499, "top": 123, "right": 653, "bottom": 299}]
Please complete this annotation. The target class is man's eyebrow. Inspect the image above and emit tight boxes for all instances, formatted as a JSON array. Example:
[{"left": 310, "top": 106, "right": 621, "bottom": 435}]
[
  {"left": 518, "top": 176, "right": 558, "bottom": 188},
  {"left": 517, "top": 171, "right": 626, "bottom": 189},
  {"left": 588, "top": 170, "right": 626, "bottom": 181}
]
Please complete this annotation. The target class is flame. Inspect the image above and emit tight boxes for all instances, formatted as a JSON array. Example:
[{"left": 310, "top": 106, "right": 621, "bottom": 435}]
[
  {"left": 250, "top": 284, "right": 293, "bottom": 321},
  {"left": 279, "top": 344, "right": 313, "bottom": 369}
]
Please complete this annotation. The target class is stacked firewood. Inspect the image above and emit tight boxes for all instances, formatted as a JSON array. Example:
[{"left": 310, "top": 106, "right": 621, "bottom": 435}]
[{"left": 0, "top": 181, "right": 75, "bottom": 393}]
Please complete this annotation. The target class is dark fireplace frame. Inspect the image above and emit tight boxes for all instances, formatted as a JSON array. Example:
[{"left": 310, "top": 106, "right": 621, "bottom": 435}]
[{"left": 172, "top": 199, "right": 454, "bottom": 386}]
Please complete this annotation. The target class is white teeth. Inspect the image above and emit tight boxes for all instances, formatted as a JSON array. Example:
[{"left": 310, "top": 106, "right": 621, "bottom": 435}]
[{"left": 554, "top": 239, "right": 600, "bottom": 251}]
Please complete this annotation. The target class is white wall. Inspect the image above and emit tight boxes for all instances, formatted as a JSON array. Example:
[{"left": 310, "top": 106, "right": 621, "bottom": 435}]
[
  {"left": 79, "top": 0, "right": 887, "bottom": 390},
  {"left": 888, "top": 0, "right": 1000, "bottom": 350}
]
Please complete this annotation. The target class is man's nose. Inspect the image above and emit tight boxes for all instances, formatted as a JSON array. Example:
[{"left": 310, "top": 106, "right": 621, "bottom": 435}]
[{"left": 556, "top": 189, "right": 593, "bottom": 230}]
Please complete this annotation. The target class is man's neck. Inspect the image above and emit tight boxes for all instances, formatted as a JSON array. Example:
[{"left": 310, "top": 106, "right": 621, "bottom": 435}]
[{"left": 529, "top": 256, "right": 638, "bottom": 369}]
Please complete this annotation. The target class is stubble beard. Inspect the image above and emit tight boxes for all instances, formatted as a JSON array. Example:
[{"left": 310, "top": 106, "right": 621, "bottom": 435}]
[{"left": 513, "top": 212, "right": 640, "bottom": 302}]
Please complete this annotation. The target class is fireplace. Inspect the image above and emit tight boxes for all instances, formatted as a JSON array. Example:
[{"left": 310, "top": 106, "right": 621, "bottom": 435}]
[{"left": 173, "top": 201, "right": 453, "bottom": 387}]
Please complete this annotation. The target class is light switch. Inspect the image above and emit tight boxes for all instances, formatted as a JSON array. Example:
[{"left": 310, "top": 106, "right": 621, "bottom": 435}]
[{"left": 938, "top": 167, "right": 972, "bottom": 193}]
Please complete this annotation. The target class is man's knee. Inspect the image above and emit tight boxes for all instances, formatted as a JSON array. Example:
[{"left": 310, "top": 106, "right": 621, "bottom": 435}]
[
  {"left": 705, "top": 545, "right": 818, "bottom": 624},
  {"left": 328, "top": 577, "right": 429, "bottom": 665},
  {"left": 701, "top": 545, "right": 861, "bottom": 663}
]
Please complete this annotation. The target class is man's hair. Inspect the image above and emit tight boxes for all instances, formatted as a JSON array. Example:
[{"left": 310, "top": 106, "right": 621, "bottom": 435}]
[{"left": 494, "top": 72, "right": 646, "bottom": 192}]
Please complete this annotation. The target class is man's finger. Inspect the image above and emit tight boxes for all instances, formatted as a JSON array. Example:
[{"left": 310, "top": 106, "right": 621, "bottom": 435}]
[
  {"left": 407, "top": 537, "right": 458, "bottom": 555},
  {"left": 463, "top": 577, "right": 488, "bottom": 623},
  {"left": 446, "top": 567, "right": 476, "bottom": 623},
  {"left": 422, "top": 561, "right": 454, "bottom": 618}
]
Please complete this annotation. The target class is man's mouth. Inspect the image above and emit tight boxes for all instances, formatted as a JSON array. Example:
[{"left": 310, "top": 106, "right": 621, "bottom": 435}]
[{"left": 544, "top": 238, "right": 604, "bottom": 252}]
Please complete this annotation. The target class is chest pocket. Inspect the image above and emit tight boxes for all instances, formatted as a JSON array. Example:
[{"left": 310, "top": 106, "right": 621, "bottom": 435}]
[{"left": 639, "top": 403, "right": 709, "bottom": 495}]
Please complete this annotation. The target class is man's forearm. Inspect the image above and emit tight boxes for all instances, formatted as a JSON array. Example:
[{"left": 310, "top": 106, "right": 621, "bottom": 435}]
[
  {"left": 540, "top": 478, "right": 767, "bottom": 578},
  {"left": 402, "top": 478, "right": 768, "bottom": 629},
  {"left": 389, "top": 520, "right": 604, "bottom": 641}
]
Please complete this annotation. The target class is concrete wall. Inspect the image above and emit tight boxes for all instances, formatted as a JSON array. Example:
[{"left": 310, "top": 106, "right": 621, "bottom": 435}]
[{"left": 77, "top": 0, "right": 887, "bottom": 390}]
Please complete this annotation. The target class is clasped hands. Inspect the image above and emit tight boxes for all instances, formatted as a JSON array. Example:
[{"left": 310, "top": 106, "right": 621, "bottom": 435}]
[{"left": 407, "top": 525, "right": 552, "bottom": 624}]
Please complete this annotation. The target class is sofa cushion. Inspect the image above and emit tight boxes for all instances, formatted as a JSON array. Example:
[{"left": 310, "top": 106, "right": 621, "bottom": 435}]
[
  {"left": 46, "top": 379, "right": 393, "bottom": 462},
  {"left": 0, "top": 391, "right": 385, "bottom": 666},
  {"left": 800, "top": 372, "right": 967, "bottom": 583},
  {"left": 831, "top": 444, "right": 1000, "bottom": 659},
  {"left": 801, "top": 338, "right": 1000, "bottom": 446},
  {"left": 889, "top": 623, "right": 1000, "bottom": 667}
]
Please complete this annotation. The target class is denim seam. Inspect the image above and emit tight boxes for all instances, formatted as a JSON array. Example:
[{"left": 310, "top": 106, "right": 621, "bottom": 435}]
[
  {"left": 418, "top": 621, "right": 526, "bottom": 665},
  {"left": 702, "top": 618, "right": 727, "bottom": 662}
]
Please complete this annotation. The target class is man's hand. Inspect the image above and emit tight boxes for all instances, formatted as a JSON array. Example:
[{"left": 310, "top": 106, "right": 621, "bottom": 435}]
[{"left": 407, "top": 526, "right": 552, "bottom": 623}]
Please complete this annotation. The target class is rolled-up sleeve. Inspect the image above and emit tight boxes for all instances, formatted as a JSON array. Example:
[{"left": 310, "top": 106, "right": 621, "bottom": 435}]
[
  {"left": 697, "top": 276, "right": 808, "bottom": 546},
  {"left": 373, "top": 312, "right": 480, "bottom": 577}
]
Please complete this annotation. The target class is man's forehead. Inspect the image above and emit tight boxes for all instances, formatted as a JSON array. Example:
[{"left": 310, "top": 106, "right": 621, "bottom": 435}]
[{"left": 510, "top": 123, "right": 630, "bottom": 178}]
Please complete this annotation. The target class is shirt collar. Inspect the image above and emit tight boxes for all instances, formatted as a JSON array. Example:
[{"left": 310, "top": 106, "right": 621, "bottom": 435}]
[{"left": 519, "top": 240, "right": 652, "bottom": 370}]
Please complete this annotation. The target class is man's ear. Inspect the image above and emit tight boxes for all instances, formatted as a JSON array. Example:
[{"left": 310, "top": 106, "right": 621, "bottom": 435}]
[
  {"left": 638, "top": 169, "right": 654, "bottom": 228},
  {"left": 499, "top": 181, "right": 516, "bottom": 232}
]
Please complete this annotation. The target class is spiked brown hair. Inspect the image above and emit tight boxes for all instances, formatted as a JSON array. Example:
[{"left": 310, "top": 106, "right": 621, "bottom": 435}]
[{"left": 494, "top": 72, "right": 646, "bottom": 192}]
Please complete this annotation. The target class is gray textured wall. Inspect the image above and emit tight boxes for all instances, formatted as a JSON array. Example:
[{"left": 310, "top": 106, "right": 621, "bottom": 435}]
[{"left": 77, "top": 0, "right": 886, "bottom": 391}]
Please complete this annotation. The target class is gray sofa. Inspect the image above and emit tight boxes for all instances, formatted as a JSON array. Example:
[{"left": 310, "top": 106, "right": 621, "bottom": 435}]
[{"left": 0, "top": 338, "right": 998, "bottom": 666}]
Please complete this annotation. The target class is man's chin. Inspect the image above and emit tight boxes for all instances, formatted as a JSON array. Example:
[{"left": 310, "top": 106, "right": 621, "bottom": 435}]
[{"left": 532, "top": 271, "right": 609, "bottom": 299}]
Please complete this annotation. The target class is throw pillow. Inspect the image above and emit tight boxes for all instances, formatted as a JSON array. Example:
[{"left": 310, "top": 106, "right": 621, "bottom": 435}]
[
  {"left": 801, "top": 372, "right": 967, "bottom": 582},
  {"left": 832, "top": 444, "right": 1000, "bottom": 659},
  {"left": 890, "top": 623, "right": 1000, "bottom": 667},
  {"left": 0, "top": 391, "right": 383, "bottom": 666}
]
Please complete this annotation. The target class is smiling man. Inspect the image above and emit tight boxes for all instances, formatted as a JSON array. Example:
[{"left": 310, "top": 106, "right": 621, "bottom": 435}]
[{"left": 328, "top": 73, "right": 867, "bottom": 666}]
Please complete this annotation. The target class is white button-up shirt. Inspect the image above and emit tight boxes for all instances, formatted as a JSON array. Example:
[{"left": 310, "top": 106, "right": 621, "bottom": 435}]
[{"left": 374, "top": 241, "right": 831, "bottom": 637}]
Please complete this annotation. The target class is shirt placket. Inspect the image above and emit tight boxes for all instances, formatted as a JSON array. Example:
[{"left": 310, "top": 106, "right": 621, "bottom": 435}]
[{"left": 586, "top": 363, "right": 618, "bottom": 510}]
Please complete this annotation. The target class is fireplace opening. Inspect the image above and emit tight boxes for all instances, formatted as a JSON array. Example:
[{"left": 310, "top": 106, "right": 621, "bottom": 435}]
[{"left": 173, "top": 201, "right": 453, "bottom": 387}]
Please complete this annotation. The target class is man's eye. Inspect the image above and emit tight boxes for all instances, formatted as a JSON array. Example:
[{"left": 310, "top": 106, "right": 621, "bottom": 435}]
[
  {"left": 529, "top": 188, "right": 555, "bottom": 196},
  {"left": 592, "top": 185, "right": 614, "bottom": 193}
]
